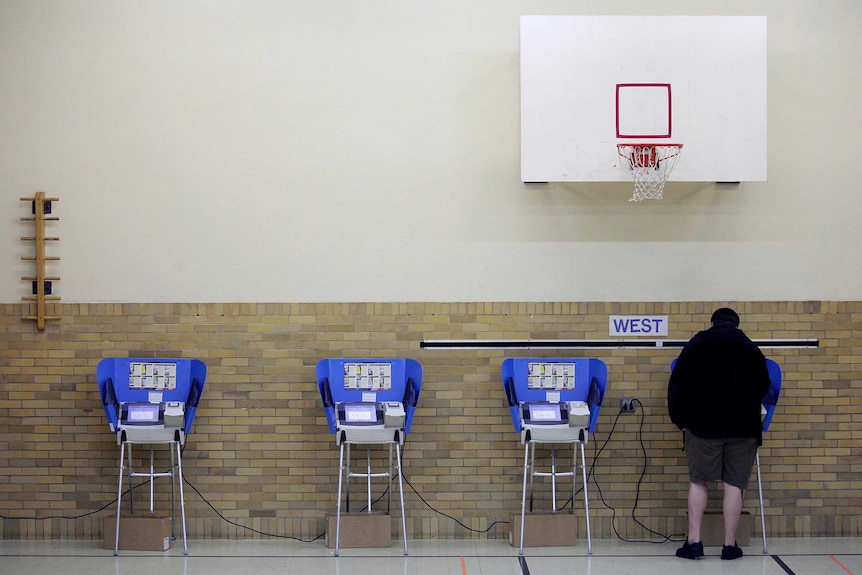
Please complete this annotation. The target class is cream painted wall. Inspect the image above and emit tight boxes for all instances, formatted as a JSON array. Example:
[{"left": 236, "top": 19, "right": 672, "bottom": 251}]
[{"left": 1, "top": 1, "right": 860, "bottom": 303}]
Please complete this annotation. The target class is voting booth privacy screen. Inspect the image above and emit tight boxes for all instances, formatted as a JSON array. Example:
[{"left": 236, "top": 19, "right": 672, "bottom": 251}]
[
  {"left": 98, "top": 358, "right": 207, "bottom": 438},
  {"left": 317, "top": 358, "right": 422, "bottom": 442},
  {"left": 502, "top": 358, "right": 607, "bottom": 438}
]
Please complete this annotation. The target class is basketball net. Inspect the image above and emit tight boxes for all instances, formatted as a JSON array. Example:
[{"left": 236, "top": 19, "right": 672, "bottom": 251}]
[{"left": 617, "top": 143, "right": 683, "bottom": 201}]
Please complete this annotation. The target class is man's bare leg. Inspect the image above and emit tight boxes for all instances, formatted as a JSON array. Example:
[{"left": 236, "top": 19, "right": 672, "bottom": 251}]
[
  {"left": 722, "top": 482, "right": 743, "bottom": 546},
  {"left": 688, "top": 482, "right": 708, "bottom": 542}
]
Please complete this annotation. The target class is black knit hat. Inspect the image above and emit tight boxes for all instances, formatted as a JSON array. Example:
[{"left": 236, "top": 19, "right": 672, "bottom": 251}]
[{"left": 710, "top": 307, "right": 740, "bottom": 327}]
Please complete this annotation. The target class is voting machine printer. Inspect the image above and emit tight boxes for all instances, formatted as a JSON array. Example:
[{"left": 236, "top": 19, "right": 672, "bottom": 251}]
[
  {"left": 97, "top": 358, "right": 207, "bottom": 556},
  {"left": 502, "top": 357, "right": 607, "bottom": 555},
  {"left": 99, "top": 358, "right": 205, "bottom": 444},
  {"left": 317, "top": 358, "right": 422, "bottom": 556}
]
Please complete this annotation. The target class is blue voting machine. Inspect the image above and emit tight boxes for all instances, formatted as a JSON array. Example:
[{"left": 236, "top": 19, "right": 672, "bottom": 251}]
[
  {"left": 97, "top": 357, "right": 207, "bottom": 556},
  {"left": 317, "top": 358, "right": 422, "bottom": 556},
  {"left": 501, "top": 357, "right": 608, "bottom": 555}
]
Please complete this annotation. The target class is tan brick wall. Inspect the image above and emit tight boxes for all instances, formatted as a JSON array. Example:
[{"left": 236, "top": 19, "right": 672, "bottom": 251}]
[{"left": 1, "top": 301, "right": 860, "bottom": 540}]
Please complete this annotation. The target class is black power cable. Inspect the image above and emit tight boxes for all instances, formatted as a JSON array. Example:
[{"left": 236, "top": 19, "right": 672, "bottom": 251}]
[
  {"left": 589, "top": 399, "right": 685, "bottom": 544},
  {"left": 399, "top": 471, "right": 510, "bottom": 535},
  {"left": 540, "top": 401, "right": 684, "bottom": 543}
]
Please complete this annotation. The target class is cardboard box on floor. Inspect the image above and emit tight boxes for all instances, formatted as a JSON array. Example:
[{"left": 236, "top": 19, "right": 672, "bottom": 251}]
[
  {"left": 325, "top": 512, "right": 392, "bottom": 549},
  {"left": 103, "top": 514, "right": 172, "bottom": 551},
  {"left": 697, "top": 511, "right": 752, "bottom": 547},
  {"left": 508, "top": 511, "right": 577, "bottom": 547}
]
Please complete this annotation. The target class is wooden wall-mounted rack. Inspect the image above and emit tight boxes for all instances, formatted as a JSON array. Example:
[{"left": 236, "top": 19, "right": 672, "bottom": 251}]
[{"left": 20, "top": 192, "right": 60, "bottom": 330}]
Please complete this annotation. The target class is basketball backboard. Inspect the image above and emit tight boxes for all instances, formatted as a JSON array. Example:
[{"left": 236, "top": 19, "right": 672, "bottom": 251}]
[{"left": 520, "top": 16, "right": 767, "bottom": 183}]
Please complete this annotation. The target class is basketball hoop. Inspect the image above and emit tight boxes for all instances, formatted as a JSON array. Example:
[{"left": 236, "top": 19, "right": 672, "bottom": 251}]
[{"left": 617, "top": 143, "right": 683, "bottom": 201}]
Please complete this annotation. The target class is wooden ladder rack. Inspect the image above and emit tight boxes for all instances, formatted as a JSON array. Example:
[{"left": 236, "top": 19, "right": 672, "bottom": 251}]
[{"left": 20, "top": 192, "right": 60, "bottom": 330}]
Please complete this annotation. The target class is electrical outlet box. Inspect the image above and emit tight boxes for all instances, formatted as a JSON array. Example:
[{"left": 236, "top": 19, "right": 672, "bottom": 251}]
[{"left": 621, "top": 398, "right": 636, "bottom": 413}]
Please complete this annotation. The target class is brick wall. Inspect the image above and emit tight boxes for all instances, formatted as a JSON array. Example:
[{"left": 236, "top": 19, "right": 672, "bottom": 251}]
[{"left": 1, "top": 301, "right": 860, "bottom": 540}]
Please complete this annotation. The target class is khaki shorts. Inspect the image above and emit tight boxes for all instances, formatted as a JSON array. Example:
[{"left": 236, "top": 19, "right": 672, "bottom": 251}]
[{"left": 685, "top": 430, "right": 759, "bottom": 490}]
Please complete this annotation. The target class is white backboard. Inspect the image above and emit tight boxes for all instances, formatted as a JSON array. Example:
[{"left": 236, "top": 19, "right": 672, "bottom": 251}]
[{"left": 520, "top": 16, "right": 767, "bottom": 183}]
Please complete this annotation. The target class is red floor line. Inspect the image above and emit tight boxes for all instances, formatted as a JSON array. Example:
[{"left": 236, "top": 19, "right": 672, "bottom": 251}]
[
  {"left": 830, "top": 555, "right": 855, "bottom": 575},
  {"left": 460, "top": 555, "right": 468, "bottom": 575}
]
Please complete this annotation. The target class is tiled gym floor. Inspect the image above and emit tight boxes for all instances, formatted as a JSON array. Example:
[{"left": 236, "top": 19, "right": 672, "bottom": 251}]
[{"left": 1, "top": 537, "right": 859, "bottom": 575}]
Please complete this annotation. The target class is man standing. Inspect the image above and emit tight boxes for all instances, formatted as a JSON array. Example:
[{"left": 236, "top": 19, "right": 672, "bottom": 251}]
[{"left": 667, "top": 307, "right": 771, "bottom": 560}]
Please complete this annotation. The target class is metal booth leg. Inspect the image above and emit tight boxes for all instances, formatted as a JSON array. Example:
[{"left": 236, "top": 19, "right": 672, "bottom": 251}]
[
  {"left": 550, "top": 446, "right": 558, "bottom": 511},
  {"left": 333, "top": 438, "right": 408, "bottom": 557},
  {"left": 366, "top": 447, "right": 372, "bottom": 513},
  {"left": 756, "top": 450, "right": 767, "bottom": 553},
  {"left": 528, "top": 443, "right": 536, "bottom": 512},
  {"left": 334, "top": 441, "right": 345, "bottom": 557},
  {"left": 114, "top": 440, "right": 126, "bottom": 556},
  {"left": 396, "top": 440, "right": 408, "bottom": 556},
  {"left": 175, "top": 437, "right": 188, "bottom": 555},
  {"left": 345, "top": 442, "right": 351, "bottom": 513},
  {"left": 571, "top": 443, "right": 577, "bottom": 512},
  {"left": 126, "top": 444, "right": 135, "bottom": 514},
  {"left": 149, "top": 447, "right": 156, "bottom": 514},
  {"left": 519, "top": 441, "right": 530, "bottom": 555},
  {"left": 387, "top": 443, "right": 393, "bottom": 513},
  {"left": 170, "top": 444, "right": 177, "bottom": 540},
  {"left": 579, "top": 440, "right": 592, "bottom": 555}
]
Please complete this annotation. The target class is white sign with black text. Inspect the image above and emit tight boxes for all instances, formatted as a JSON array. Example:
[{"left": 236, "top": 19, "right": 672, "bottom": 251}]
[{"left": 609, "top": 316, "right": 668, "bottom": 337}]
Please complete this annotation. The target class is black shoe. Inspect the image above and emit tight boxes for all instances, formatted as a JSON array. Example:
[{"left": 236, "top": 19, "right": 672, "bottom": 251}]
[
  {"left": 676, "top": 540, "right": 704, "bottom": 559},
  {"left": 721, "top": 543, "right": 743, "bottom": 560}
]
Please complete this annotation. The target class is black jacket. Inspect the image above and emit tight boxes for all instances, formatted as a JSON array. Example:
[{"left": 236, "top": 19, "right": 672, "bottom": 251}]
[{"left": 667, "top": 323, "right": 771, "bottom": 444}]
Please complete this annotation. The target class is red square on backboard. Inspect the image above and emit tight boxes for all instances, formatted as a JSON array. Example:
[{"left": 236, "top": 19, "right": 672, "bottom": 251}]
[{"left": 616, "top": 83, "right": 672, "bottom": 138}]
